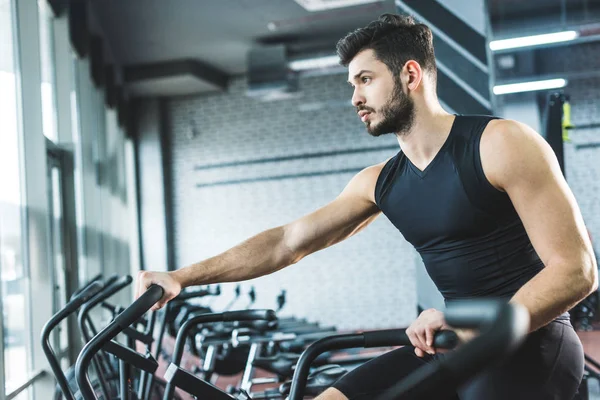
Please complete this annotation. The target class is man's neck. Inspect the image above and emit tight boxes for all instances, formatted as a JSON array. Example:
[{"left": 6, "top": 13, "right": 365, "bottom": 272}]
[{"left": 396, "top": 105, "right": 455, "bottom": 169}]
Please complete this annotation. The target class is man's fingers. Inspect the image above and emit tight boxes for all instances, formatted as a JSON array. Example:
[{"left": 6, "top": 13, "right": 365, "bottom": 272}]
[
  {"left": 151, "top": 299, "right": 167, "bottom": 311},
  {"left": 136, "top": 271, "right": 147, "bottom": 299},
  {"left": 414, "top": 347, "right": 425, "bottom": 357},
  {"left": 406, "top": 329, "right": 420, "bottom": 348},
  {"left": 417, "top": 330, "right": 434, "bottom": 355},
  {"left": 425, "top": 327, "right": 434, "bottom": 349},
  {"left": 407, "top": 329, "right": 427, "bottom": 356},
  {"left": 135, "top": 271, "right": 181, "bottom": 311}
]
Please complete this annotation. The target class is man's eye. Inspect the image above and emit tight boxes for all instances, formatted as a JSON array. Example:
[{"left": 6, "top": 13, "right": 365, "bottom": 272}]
[{"left": 361, "top": 77, "right": 371, "bottom": 83}]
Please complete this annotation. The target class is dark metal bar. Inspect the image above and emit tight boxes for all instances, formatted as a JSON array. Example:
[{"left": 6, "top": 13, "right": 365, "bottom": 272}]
[{"left": 6, "top": 370, "right": 47, "bottom": 400}]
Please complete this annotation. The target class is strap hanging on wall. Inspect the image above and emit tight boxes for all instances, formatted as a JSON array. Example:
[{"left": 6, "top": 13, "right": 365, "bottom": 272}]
[{"left": 544, "top": 92, "right": 566, "bottom": 177}]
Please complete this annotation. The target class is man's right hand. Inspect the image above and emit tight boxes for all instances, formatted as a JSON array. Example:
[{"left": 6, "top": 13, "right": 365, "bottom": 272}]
[
  {"left": 135, "top": 271, "right": 182, "bottom": 311},
  {"left": 405, "top": 308, "right": 449, "bottom": 357}
]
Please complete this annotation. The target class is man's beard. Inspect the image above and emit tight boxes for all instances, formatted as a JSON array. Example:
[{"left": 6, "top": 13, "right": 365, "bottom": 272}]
[{"left": 364, "top": 80, "right": 415, "bottom": 137}]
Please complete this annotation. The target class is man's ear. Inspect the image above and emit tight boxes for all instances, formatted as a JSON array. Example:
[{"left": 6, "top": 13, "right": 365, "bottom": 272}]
[{"left": 404, "top": 60, "right": 423, "bottom": 92}]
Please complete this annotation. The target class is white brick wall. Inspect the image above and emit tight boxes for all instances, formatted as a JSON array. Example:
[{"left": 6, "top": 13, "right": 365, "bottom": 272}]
[{"left": 167, "top": 74, "right": 418, "bottom": 331}]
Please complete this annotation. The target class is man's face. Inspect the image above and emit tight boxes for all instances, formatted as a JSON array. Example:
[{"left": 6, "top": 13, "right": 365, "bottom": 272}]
[{"left": 348, "top": 49, "right": 415, "bottom": 137}]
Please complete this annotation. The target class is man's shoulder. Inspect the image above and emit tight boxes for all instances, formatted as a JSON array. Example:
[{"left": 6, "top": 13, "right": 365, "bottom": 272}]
[
  {"left": 344, "top": 156, "right": 397, "bottom": 203},
  {"left": 480, "top": 119, "right": 550, "bottom": 190},
  {"left": 482, "top": 119, "right": 543, "bottom": 153},
  {"left": 362, "top": 156, "right": 396, "bottom": 181}
]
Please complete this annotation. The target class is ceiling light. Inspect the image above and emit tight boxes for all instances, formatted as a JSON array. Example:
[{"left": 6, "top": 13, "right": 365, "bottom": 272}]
[
  {"left": 288, "top": 55, "right": 340, "bottom": 71},
  {"left": 489, "top": 31, "right": 578, "bottom": 51},
  {"left": 493, "top": 78, "right": 567, "bottom": 95},
  {"left": 294, "top": 0, "right": 381, "bottom": 12}
]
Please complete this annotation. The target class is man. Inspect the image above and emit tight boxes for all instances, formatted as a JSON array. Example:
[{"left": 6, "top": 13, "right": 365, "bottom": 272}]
[{"left": 136, "top": 14, "right": 597, "bottom": 399}]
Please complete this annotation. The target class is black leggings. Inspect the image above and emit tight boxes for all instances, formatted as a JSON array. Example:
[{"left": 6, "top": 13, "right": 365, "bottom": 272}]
[{"left": 332, "top": 319, "right": 584, "bottom": 400}]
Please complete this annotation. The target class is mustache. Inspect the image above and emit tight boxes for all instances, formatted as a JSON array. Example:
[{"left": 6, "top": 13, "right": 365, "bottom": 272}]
[{"left": 356, "top": 106, "right": 375, "bottom": 113}]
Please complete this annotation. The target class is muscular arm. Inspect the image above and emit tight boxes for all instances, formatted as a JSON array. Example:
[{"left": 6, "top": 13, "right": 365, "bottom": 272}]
[
  {"left": 481, "top": 119, "right": 598, "bottom": 332},
  {"left": 173, "top": 165, "right": 382, "bottom": 288}
]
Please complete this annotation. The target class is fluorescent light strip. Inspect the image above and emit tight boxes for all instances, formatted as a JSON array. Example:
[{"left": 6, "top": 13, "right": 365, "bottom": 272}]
[
  {"left": 490, "top": 31, "right": 578, "bottom": 51},
  {"left": 289, "top": 55, "right": 340, "bottom": 71},
  {"left": 493, "top": 78, "right": 567, "bottom": 95},
  {"left": 294, "top": 0, "right": 381, "bottom": 12}
]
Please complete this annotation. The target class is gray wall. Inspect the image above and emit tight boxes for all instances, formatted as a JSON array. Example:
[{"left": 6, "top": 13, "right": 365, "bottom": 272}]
[{"left": 166, "top": 74, "right": 418, "bottom": 330}]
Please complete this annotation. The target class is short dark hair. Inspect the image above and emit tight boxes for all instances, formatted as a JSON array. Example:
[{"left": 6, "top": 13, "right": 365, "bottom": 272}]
[{"left": 336, "top": 14, "right": 437, "bottom": 82}]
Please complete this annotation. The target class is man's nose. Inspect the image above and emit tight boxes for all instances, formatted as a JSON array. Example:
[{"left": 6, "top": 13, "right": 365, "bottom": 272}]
[{"left": 352, "top": 88, "right": 365, "bottom": 108}]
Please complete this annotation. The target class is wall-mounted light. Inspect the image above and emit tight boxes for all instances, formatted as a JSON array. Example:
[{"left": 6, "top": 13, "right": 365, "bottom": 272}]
[
  {"left": 493, "top": 78, "right": 567, "bottom": 95},
  {"left": 490, "top": 31, "right": 578, "bottom": 51},
  {"left": 288, "top": 55, "right": 340, "bottom": 71}
]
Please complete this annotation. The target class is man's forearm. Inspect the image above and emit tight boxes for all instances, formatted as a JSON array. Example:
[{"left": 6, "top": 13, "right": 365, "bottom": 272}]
[
  {"left": 172, "top": 226, "right": 294, "bottom": 288},
  {"left": 510, "top": 260, "right": 598, "bottom": 332}
]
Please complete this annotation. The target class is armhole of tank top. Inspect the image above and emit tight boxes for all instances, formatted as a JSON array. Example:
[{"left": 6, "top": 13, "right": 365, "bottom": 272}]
[
  {"left": 474, "top": 119, "right": 507, "bottom": 196},
  {"left": 374, "top": 154, "right": 399, "bottom": 207},
  {"left": 470, "top": 117, "right": 518, "bottom": 220},
  {"left": 453, "top": 117, "right": 511, "bottom": 220}
]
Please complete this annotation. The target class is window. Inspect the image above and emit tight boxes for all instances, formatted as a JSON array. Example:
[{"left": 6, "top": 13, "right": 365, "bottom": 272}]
[
  {"left": 0, "top": 0, "right": 32, "bottom": 397},
  {"left": 39, "top": 0, "right": 58, "bottom": 141}
]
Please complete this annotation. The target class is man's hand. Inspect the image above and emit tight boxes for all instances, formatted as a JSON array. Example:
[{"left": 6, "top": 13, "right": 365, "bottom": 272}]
[
  {"left": 135, "top": 271, "right": 182, "bottom": 311},
  {"left": 406, "top": 308, "right": 448, "bottom": 357},
  {"left": 406, "top": 308, "right": 477, "bottom": 357}
]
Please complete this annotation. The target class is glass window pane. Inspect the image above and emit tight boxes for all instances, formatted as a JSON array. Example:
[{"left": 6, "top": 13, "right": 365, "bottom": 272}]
[
  {"left": 38, "top": 0, "right": 57, "bottom": 141},
  {"left": 0, "top": 0, "right": 31, "bottom": 395},
  {"left": 50, "top": 166, "right": 68, "bottom": 354}
]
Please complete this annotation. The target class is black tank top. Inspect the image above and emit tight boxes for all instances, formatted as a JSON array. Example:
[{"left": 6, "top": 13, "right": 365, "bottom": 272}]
[{"left": 375, "top": 115, "right": 544, "bottom": 302}]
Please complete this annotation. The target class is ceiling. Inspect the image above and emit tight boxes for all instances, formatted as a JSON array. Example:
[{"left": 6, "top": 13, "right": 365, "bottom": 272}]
[
  {"left": 490, "top": 0, "right": 599, "bottom": 23},
  {"left": 90, "top": 0, "right": 600, "bottom": 97},
  {"left": 93, "top": 0, "right": 397, "bottom": 75}
]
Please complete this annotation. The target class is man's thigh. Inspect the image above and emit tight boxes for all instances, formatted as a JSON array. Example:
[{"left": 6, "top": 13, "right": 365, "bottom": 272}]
[
  {"left": 331, "top": 346, "right": 459, "bottom": 400},
  {"left": 459, "top": 320, "right": 584, "bottom": 400}
]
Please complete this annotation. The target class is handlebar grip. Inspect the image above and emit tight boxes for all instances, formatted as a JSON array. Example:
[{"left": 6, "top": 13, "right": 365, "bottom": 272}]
[
  {"left": 362, "top": 329, "right": 458, "bottom": 349},
  {"left": 176, "top": 288, "right": 212, "bottom": 301},
  {"left": 114, "top": 284, "right": 164, "bottom": 329},
  {"left": 444, "top": 300, "right": 504, "bottom": 328},
  {"left": 70, "top": 273, "right": 104, "bottom": 300},
  {"left": 222, "top": 309, "right": 277, "bottom": 322},
  {"left": 433, "top": 330, "right": 459, "bottom": 349},
  {"left": 363, "top": 329, "right": 406, "bottom": 348},
  {"left": 71, "top": 281, "right": 104, "bottom": 305}
]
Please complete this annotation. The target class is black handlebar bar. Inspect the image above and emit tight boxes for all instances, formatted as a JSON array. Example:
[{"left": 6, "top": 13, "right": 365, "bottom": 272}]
[
  {"left": 363, "top": 329, "right": 458, "bottom": 349},
  {"left": 288, "top": 300, "right": 529, "bottom": 400},
  {"left": 69, "top": 273, "right": 103, "bottom": 301},
  {"left": 78, "top": 275, "right": 133, "bottom": 342},
  {"left": 42, "top": 281, "right": 104, "bottom": 400},
  {"left": 287, "top": 328, "right": 457, "bottom": 400},
  {"left": 75, "top": 284, "right": 165, "bottom": 400},
  {"left": 174, "top": 285, "right": 221, "bottom": 301},
  {"left": 376, "top": 301, "right": 530, "bottom": 400},
  {"left": 162, "top": 309, "right": 277, "bottom": 400}
]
